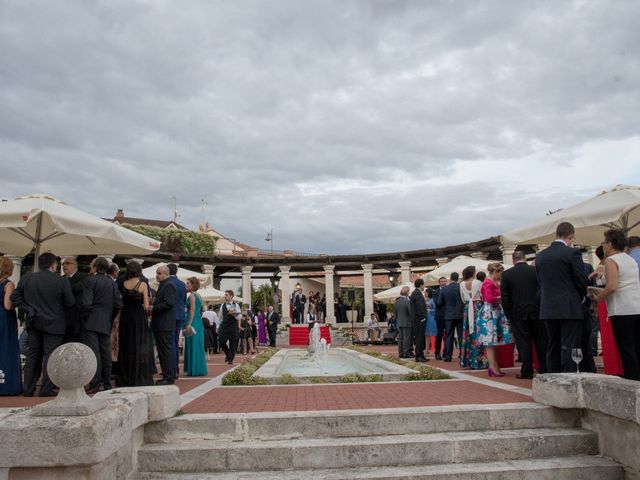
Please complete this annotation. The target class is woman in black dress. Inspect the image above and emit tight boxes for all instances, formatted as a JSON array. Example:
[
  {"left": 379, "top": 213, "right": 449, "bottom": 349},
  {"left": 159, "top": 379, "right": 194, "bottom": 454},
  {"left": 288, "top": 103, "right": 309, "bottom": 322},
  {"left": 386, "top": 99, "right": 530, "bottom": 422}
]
[{"left": 117, "top": 261, "right": 154, "bottom": 386}]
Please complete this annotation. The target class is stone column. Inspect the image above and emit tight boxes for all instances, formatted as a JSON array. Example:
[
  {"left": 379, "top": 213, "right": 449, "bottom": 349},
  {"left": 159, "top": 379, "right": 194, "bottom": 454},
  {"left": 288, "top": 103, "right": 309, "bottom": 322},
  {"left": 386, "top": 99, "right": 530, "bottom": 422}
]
[
  {"left": 6, "top": 255, "right": 23, "bottom": 285},
  {"left": 362, "top": 264, "right": 374, "bottom": 319},
  {"left": 241, "top": 266, "right": 252, "bottom": 306},
  {"left": 201, "top": 264, "right": 215, "bottom": 288},
  {"left": 584, "top": 246, "right": 598, "bottom": 267},
  {"left": 279, "top": 266, "right": 291, "bottom": 323},
  {"left": 470, "top": 252, "right": 488, "bottom": 260},
  {"left": 501, "top": 246, "right": 516, "bottom": 266},
  {"left": 398, "top": 261, "right": 412, "bottom": 285},
  {"left": 323, "top": 265, "right": 336, "bottom": 323},
  {"left": 436, "top": 257, "right": 449, "bottom": 266}
]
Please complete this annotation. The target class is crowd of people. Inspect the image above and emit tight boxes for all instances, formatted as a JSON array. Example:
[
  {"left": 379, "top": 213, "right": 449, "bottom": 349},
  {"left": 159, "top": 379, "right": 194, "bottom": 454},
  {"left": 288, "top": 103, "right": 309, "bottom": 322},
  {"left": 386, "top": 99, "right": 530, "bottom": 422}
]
[
  {"left": 0, "top": 257, "right": 281, "bottom": 397},
  {"left": 391, "top": 222, "right": 640, "bottom": 381}
]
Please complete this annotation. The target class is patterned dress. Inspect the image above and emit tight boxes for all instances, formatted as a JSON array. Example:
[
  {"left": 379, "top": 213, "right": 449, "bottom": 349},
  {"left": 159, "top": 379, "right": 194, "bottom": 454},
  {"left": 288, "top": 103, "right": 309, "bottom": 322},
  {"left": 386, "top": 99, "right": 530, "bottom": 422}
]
[
  {"left": 459, "top": 280, "right": 489, "bottom": 369},
  {"left": 476, "top": 279, "right": 513, "bottom": 347}
]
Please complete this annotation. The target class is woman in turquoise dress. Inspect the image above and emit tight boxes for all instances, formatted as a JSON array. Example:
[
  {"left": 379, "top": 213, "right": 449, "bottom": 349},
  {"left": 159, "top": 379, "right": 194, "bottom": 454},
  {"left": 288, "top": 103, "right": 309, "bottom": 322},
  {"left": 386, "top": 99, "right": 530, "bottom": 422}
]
[
  {"left": 183, "top": 277, "right": 208, "bottom": 377},
  {"left": 458, "top": 266, "right": 489, "bottom": 370}
]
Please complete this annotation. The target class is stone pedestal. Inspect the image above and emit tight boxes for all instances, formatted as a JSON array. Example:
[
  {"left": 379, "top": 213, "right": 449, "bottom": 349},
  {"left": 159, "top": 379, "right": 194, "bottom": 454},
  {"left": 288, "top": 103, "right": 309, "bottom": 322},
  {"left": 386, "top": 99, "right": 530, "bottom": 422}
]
[
  {"left": 323, "top": 265, "right": 336, "bottom": 323},
  {"left": 362, "top": 264, "right": 374, "bottom": 319},
  {"left": 241, "top": 266, "right": 252, "bottom": 306},
  {"left": 398, "top": 261, "right": 412, "bottom": 285}
]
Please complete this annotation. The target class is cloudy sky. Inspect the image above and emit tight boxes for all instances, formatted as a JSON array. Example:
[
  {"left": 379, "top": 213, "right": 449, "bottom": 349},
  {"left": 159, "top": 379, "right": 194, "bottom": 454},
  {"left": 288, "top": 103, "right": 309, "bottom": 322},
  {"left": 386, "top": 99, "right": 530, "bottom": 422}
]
[{"left": 2, "top": 1, "right": 639, "bottom": 254}]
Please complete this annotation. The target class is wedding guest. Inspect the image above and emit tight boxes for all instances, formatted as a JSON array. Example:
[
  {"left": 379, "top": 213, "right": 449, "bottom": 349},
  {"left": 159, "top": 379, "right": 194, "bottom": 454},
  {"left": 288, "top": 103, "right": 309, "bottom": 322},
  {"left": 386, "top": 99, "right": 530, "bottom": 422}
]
[
  {"left": 12, "top": 252, "right": 75, "bottom": 397},
  {"left": 459, "top": 266, "right": 488, "bottom": 370},
  {"left": 167, "top": 264, "right": 187, "bottom": 379},
  {"left": 118, "top": 261, "right": 154, "bottom": 387},
  {"left": 432, "top": 277, "right": 447, "bottom": 360},
  {"left": 256, "top": 308, "right": 268, "bottom": 346},
  {"left": 62, "top": 257, "right": 88, "bottom": 343},
  {"left": 424, "top": 290, "right": 437, "bottom": 356},
  {"left": 0, "top": 256, "right": 22, "bottom": 396},
  {"left": 81, "top": 257, "right": 123, "bottom": 393},
  {"left": 591, "top": 246, "right": 623, "bottom": 375},
  {"left": 394, "top": 286, "right": 412, "bottom": 358},
  {"left": 628, "top": 236, "right": 640, "bottom": 274},
  {"left": 410, "top": 278, "right": 428, "bottom": 362},
  {"left": 151, "top": 266, "right": 177, "bottom": 384},
  {"left": 239, "top": 313, "right": 252, "bottom": 355},
  {"left": 183, "top": 277, "right": 207, "bottom": 376},
  {"left": 307, "top": 305, "right": 318, "bottom": 331},
  {"left": 477, "top": 263, "right": 513, "bottom": 377},
  {"left": 219, "top": 290, "right": 241, "bottom": 364},
  {"left": 437, "top": 273, "right": 464, "bottom": 363},
  {"left": 367, "top": 312, "right": 382, "bottom": 341},
  {"left": 266, "top": 304, "right": 279, "bottom": 347},
  {"left": 202, "top": 305, "right": 219, "bottom": 353},
  {"left": 593, "top": 229, "right": 640, "bottom": 380},
  {"left": 107, "top": 263, "right": 119, "bottom": 281}
]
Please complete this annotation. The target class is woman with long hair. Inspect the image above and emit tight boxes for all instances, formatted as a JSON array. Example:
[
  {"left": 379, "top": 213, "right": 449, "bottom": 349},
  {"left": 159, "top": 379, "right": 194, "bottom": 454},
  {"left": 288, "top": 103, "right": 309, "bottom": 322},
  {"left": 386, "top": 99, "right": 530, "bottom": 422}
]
[
  {"left": 459, "top": 266, "right": 489, "bottom": 370},
  {"left": 0, "top": 257, "right": 22, "bottom": 395},
  {"left": 184, "top": 277, "right": 208, "bottom": 376}
]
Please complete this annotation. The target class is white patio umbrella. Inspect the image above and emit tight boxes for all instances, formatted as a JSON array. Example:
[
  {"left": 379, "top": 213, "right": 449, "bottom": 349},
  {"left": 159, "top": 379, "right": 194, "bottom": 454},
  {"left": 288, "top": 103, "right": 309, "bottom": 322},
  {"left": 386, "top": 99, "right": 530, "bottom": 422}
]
[
  {"left": 421, "top": 255, "right": 497, "bottom": 286},
  {"left": 0, "top": 194, "right": 160, "bottom": 268},
  {"left": 373, "top": 283, "right": 415, "bottom": 303},
  {"left": 142, "top": 262, "right": 211, "bottom": 290},
  {"left": 198, "top": 286, "right": 244, "bottom": 304},
  {"left": 500, "top": 184, "right": 640, "bottom": 246}
]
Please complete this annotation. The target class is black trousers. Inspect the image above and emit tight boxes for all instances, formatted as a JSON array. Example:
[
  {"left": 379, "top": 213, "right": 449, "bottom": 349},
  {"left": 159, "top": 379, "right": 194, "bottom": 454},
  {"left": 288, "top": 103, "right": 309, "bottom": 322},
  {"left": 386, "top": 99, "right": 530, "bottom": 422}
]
[
  {"left": 590, "top": 308, "right": 600, "bottom": 356},
  {"left": 23, "top": 328, "right": 64, "bottom": 396},
  {"left": 82, "top": 329, "right": 112, "bottom": 389},
  {"left": 434, "top": 314, "right": 446, "bottom": 355},
  {"left": 545, "top": 318, "right": 583, "bottom": 373},
  {"left": 510, "top": 312, "right": 548, "bottom": 376},
  {"left": 154, "top": 330, "right": 175, "bottom": 381},
  {"left": 219, "top": 328, "right": 239, "bottom": 363},
  {"left": 580, "top": 305, "right": 596, "bottom": 373},
  {"left": 398, "top": 326, "right": 411, "bottom": 357},
  {"left": 610, "top": 314, "right": 640, "bottom": 380},
  {"left": 444, "top": 317, "right": 463, "bottom": 360},
  {"left": 268, "top": 325, "right": 277, "bottom": 347},
  {"left": 64, "top": 323, "right": 82, "bottom": 344},
  {"left": 413, "top": 319, "right": 426, "bottom": 359}
]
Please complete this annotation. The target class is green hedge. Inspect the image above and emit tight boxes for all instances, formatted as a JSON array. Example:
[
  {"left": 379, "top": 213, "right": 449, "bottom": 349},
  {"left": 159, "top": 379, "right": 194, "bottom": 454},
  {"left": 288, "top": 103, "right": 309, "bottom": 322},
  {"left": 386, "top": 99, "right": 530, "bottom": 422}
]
[
  {"left": 120, "top": 224, "right": 217, "bottom": 255},
  {"left": 349, "top": 346, "right": 450, "bottom": 381},
  {"left": 221, "top": 348, "right": 279, "bottom": 386}
]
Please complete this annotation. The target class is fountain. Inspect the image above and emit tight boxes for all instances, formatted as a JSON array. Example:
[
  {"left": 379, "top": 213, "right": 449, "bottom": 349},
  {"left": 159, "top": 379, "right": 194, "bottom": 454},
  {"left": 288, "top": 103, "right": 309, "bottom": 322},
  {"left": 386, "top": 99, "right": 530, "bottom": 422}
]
[{"left": 309, "top": 323, "right": 329, "bottom": 373}]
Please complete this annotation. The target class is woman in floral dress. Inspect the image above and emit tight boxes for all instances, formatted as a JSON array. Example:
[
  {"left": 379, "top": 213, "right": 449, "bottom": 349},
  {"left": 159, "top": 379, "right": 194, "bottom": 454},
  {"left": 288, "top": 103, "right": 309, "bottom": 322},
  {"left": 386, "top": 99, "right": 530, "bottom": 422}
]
[
  {"left": 459, "top": 266, "right": 489, "bottom": 370},
  {"left": 476, "top": 263, "right": 513, "bottom": 377}
]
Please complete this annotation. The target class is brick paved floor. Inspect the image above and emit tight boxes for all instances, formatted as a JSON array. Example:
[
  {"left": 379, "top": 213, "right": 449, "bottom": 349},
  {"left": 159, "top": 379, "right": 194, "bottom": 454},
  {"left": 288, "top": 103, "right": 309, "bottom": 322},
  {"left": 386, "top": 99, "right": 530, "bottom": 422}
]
[{"left": 182, "top": 380, "right": 532, "bottom": 414}]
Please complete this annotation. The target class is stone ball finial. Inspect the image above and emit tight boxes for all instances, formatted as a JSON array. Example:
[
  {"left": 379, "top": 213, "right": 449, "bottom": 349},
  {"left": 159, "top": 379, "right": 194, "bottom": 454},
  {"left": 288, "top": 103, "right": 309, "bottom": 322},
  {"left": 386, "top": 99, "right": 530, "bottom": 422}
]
[{"left": 47, "top": 342, "right": 97, "bottom": 390}]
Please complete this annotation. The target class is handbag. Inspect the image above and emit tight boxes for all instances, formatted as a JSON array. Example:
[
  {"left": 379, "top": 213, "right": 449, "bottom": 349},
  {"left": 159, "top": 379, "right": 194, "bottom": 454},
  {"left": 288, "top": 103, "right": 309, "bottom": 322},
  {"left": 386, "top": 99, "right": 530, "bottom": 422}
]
[{"left": 182, "top": 324, "right": 196, "bottom": 337}]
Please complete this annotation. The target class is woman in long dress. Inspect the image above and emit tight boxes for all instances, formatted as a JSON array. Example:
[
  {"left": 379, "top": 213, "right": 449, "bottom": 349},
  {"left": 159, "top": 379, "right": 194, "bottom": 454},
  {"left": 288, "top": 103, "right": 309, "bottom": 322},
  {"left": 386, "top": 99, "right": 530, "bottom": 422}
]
[
  {"left": 476, "top": 263, "right": 513, "bottom": 377},
  {"left": 257, "top": 309, "right": 268, "bottom": 346},
  {"left": 459, "top": 266, "right": 489, "bottom": 370},
  {"left": 183, "top": 277, "right": 208, "bottom": 377},
  {"left": 424, "top": 290, "right": 437, "bottom": 356},
  {"left": 0, "top": 256, "right": 22, "bottom": 396},
  {"left": 117, "top": 261, "right": 154, "bottom": 387}
]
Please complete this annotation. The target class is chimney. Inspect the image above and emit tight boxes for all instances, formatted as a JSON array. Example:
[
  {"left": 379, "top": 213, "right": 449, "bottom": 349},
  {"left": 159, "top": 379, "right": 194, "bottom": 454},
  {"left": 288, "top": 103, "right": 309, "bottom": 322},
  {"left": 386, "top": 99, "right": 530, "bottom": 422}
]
[{"left": 116, "top": 209, "right": 124, "bottom": 220}]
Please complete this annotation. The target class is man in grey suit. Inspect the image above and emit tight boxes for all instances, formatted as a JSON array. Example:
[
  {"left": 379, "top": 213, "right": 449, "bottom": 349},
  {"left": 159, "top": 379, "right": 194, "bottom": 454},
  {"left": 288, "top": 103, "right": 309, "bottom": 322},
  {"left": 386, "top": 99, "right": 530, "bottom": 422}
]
[
  {"left": 81, "top": 257, "right": 123, "bottom": 393},
  {"left": 394, "top": 286, "right": 412, "bottom": 358}
]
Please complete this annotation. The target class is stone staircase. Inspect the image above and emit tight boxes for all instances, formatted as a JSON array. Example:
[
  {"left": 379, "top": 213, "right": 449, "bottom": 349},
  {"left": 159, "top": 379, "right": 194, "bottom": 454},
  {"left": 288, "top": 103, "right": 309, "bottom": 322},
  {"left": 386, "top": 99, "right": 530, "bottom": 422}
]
[{"left": 135, "top": 403, "right": 622, "bottom": 479}]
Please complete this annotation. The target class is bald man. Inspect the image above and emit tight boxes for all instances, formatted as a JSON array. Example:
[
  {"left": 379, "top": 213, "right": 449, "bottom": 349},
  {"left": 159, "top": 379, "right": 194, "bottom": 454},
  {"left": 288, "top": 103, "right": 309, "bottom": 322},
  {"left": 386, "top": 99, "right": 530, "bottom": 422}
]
[{"left": 151, "top": 265, "right": 177, "bottom": 384}]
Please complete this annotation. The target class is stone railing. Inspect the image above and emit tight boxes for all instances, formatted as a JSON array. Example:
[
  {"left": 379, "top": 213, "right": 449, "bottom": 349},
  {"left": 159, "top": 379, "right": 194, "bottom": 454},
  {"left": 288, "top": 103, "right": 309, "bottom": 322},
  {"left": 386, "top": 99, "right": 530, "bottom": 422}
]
[
  {"left": 0, "top": 343, "right": 180, "bottom": 479},
  {"left": 533, "top": 373, "right": 640, "bottom": 480}
]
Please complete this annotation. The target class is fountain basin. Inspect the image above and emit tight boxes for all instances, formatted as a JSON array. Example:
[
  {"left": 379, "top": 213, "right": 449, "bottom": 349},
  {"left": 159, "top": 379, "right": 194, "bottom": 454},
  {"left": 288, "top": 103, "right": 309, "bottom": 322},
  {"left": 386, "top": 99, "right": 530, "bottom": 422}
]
[{"left": 254, "top": 348, "right": 416, "bottom": 383}]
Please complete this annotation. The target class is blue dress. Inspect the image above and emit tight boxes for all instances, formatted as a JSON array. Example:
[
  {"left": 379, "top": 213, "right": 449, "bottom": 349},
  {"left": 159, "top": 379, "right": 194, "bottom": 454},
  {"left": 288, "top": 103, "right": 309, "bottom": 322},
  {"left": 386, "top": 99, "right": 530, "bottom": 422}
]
[
  {"left": 0, "top": 279, "right": 22, "bottom": 395},
  {"left": 425, "top": 299, "right": 437, "bottom": 336},
  {"left": 184, "top": 293, "right": 208, "bottom": 377}
]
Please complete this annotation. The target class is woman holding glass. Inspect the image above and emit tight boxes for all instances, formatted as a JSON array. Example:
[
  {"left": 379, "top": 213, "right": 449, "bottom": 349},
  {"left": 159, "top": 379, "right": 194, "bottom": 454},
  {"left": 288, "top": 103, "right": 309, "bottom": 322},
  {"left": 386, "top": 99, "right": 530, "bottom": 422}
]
[{"left": 592, "top": 229, "right": 640, "bottom": 380}]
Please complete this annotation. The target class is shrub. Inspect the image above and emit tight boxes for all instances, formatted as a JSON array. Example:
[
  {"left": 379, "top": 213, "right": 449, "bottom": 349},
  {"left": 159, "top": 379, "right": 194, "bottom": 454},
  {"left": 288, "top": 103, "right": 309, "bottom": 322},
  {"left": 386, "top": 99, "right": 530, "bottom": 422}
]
[
  {"left": 339, "top": 373, "right": 383, "bottom": 383},
  {"left": 310, "top": 376, "right": 330, "bottom": 384},
  {"left": 120, "top": 223, "right": 217, "bottom": 255},
  {"left": 278, "top": 374, "right": 301, "bottom": 385},
  {"left": 221, "top": 348, "right": 279, "bottom": 386},
  {"left": 349, "top": 346, "right": 450, "bottom": 381}
]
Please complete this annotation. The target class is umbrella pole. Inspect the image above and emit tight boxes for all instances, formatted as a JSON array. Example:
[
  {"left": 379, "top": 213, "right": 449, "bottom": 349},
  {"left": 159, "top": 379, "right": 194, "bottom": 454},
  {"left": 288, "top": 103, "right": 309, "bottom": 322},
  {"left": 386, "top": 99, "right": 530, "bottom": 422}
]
[{"left": 32, "top": 212, "right": 43, "bottom": 272}]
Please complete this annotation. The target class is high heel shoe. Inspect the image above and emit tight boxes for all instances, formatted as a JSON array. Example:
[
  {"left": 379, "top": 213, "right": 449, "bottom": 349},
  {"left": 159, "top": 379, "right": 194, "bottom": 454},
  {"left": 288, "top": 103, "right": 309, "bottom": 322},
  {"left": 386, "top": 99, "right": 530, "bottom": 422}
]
[{"left": 488, "top": 367, "right": 506, "bottom": 378}]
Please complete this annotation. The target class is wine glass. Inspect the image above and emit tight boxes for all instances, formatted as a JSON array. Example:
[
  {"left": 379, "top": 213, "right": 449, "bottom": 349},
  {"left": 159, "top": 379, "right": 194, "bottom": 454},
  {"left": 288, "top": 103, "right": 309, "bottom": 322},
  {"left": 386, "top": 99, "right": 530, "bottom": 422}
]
[{"left": 571, "top": 348, "right": 583, "bottom": 373}]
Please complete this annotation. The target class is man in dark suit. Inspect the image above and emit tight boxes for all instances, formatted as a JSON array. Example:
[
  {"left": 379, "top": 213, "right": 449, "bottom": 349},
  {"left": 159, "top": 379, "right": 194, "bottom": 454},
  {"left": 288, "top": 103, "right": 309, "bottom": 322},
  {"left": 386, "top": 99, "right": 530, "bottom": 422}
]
[
  {"left": 535, "top": 222, "right": 588, "bottom": 373},
  {"left": 292, "top": 288, "right": 306, "bottom": 324},
  {"left": 501, "top": 250, "right": 547, "bottom": 378},
  {"left": 432, "top": 277, "right": 447, "bottom": 360},
  {"left": 11, "top": 252, "right": 75, "bottom": 397},
  {"left": 81, "top": 257, "right": 123, "bottom": 392},
  {"left": 151, "top": 265, "right": 177, "bottom": 384},
  {"left": 437, "top": 272, "right": 463, "bottom": 362},
  {"left": 167, "top": 263, "right": 187, "bottom": 379},
  {"left": 218, "top": 290, "right": 241, "bottom": 364},
  {"left": 62, "top": 257, "right": 88, "bottom": 343},
  {"left": 410, "top": 278, "right": 429, "bottom": 362},
  {"left": 266, "top": 304, "right": 280, "bottom": 347},
  {"left": 394, "top": 286, "right": 412, "bottom": 358}
]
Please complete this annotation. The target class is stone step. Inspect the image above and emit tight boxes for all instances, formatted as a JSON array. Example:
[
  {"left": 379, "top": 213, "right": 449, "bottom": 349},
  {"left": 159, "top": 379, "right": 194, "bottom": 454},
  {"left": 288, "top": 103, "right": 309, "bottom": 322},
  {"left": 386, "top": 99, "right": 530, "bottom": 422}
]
[
  {"left": 145, "top": 403, "right": 579, "bottom": 443},
  {"left": 137, "top": 427, "right": 597, "bottom": 473},
  {"left": 136, "top": 455, "right": 623, "bottom": 479}
]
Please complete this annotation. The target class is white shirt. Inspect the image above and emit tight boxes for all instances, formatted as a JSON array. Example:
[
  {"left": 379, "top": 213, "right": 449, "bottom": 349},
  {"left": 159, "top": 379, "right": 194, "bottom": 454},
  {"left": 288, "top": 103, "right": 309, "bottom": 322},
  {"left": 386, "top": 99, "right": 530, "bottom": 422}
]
[
  {"left": 605, "top": 253, "right": 640, "bottom": 316},
  {"left": 203, "top": 310, "right": 218, "bottom": 327}
]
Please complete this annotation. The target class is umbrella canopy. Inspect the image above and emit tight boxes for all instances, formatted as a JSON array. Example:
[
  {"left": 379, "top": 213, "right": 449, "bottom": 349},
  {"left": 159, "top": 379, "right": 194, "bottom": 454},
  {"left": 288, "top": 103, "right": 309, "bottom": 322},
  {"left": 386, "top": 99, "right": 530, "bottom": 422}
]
[
  {"left": 142, "top": 262, "right": 211, "bottom": 290},
  {"left": 421, "top": 255, "right": 497, "bottom": 286},
  {"left": 373, "top": 283, "right": 415, "bottom": 303},
  {"left": 198, "top": 286, "right": 244, "bottom": 304},
  {"left": 0, "top": 194, "right": 160, "bottom": 262},
  {"left": 500, "top": 184, "right": 640, "bottom": 246}
]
